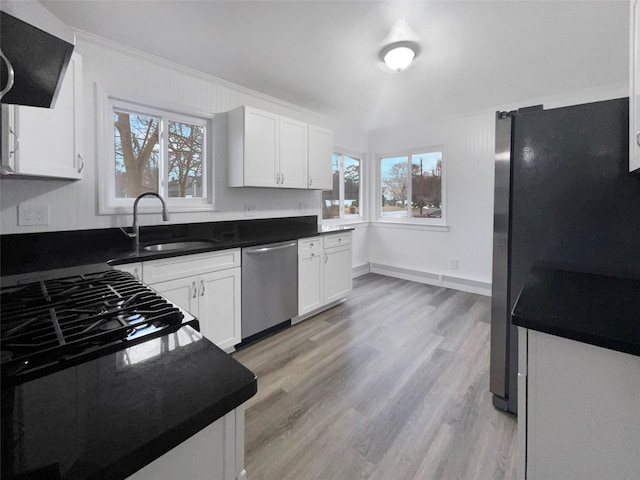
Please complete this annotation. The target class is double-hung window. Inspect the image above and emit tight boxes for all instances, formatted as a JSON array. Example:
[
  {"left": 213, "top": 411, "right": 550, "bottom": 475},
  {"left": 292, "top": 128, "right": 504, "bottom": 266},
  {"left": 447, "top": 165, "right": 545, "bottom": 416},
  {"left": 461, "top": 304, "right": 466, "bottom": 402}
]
[
  {"left": 322, "top": 152, "right": 362, "bottom": 221},
  {"left": 100, "top": 98, "right": 212, "bottom": 214},
  {"left": 379, "top": 147, "right": 443, "bottom": 220}
]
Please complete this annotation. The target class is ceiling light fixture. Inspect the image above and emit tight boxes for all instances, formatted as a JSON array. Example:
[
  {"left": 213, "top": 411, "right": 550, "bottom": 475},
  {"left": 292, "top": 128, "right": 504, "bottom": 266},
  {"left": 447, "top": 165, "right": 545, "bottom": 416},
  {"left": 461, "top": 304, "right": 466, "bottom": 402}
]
[{"left": 380, "top": 41, "right": 419, "bottom": 72}]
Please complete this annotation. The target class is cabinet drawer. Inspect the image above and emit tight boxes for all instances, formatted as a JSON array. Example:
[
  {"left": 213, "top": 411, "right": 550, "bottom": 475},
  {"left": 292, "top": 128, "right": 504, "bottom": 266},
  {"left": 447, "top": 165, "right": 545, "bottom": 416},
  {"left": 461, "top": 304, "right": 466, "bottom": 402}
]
[
  {"left": 323, "top": 232, "right": 351, "bottom": 249},
  {"left": 299, "top": 236, "right": 323, "bottom": 256},
  {"left": 143, "top": 249, "right": 241, "bottom": 284}
]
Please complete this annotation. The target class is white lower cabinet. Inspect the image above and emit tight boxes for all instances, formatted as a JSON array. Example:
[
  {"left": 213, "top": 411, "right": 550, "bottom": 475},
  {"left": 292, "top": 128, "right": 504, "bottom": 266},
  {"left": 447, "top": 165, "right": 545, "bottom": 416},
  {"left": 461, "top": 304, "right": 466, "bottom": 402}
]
[
  {"left": 198, "top": 268, "right": 242, "bottom": 352},
  {"left": 297, "top": 232, "right": 352, "bottom": 320},
  {"left": 126, "top": 406, "right": 246, "bottom": 480},
  {"left": 519, "top": 328, "right": 640, "bottom": 480},
  {"left": 151, "top": 276, "right": 201, "bottom": 318},
  {"left": 323, "top": 241, "right": 352, "bottom": 304},
  {"left": 115, "top": 262, "right": 142, "bottom": 281},
  {"left": 298, "top": 237, "right": 324, "bottom": 315},
  {"left": 115, "top": 249, "right": 242, "bottom": 352}
]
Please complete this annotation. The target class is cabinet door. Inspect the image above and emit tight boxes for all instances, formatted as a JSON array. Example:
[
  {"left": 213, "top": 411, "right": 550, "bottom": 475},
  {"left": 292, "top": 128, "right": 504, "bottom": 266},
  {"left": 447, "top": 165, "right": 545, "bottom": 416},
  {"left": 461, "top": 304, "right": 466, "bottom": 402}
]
[
  {"left": 323, "top": 245, "right": 352, "bottom": 304},
  {"left": 279, "top": 116, "right": 308, "bottom": 188},
  {"left": 298, "top": 252, "right": 323, "bottom": 315},
  {"left": 151, "top": 276, "right": 199, "bottom": 318},
  {"left": 198, "top": 267, "right": 241, "bottom": 352},
  {"left": 244, "top": 107, "right": 279, "bottom": 187},
  {"left": 631, "top": 0, "right": 640, "bottom": 172},
  {"left": 113, "top": 262, "right": 143, "bottom": 281},
  {"left": 308, "top": 124, "right": 333, "bottom": 190},
  {"left": 2, "top": 53, "right": 83, "bottom": 179}
]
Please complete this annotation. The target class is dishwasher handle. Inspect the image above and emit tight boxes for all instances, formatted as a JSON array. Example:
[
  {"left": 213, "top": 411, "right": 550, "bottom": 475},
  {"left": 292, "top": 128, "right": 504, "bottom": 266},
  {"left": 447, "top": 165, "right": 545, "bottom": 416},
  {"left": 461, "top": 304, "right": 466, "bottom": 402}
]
[{"left": 243, "top": 241, "right": 297, "bottom": 254}]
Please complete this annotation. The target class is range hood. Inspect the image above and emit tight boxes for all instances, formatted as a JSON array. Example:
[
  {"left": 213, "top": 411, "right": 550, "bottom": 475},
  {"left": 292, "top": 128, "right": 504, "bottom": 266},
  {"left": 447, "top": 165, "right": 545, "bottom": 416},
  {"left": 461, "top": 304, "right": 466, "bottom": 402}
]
[{"left": 0, "top": 10, "right": 74, "bottom": 108}]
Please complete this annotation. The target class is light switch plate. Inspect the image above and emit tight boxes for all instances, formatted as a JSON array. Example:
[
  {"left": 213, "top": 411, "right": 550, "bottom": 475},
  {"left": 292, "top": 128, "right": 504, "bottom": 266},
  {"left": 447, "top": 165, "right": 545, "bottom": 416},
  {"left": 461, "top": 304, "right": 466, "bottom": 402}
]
[{"left": 18, "top": 204, "right": 50, "bottom": 226}]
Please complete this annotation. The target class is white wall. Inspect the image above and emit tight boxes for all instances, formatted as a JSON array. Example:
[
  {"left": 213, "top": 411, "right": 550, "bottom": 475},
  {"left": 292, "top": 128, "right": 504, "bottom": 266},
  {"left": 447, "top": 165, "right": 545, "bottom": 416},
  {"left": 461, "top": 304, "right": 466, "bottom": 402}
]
[
  {"left": 0, "top": 31, "right": 368, "bottom": 235},
  {"left": 366, "top": 84, "right": 628, "bottom": 295}
]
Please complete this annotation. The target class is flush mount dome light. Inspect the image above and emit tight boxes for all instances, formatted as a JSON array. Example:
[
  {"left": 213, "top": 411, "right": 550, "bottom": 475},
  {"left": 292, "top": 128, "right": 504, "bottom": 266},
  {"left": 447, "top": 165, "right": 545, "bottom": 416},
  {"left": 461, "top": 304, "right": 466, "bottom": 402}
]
[{"left": 381, "top": 41, "right": 419, "bottom": 72}]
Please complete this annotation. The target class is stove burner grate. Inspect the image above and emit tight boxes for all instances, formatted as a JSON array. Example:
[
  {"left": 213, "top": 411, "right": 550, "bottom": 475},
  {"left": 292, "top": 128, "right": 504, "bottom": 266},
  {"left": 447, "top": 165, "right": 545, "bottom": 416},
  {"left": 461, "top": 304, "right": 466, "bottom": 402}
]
[{"left": 1, "top": 269, "right": 190, "bottom": 386}]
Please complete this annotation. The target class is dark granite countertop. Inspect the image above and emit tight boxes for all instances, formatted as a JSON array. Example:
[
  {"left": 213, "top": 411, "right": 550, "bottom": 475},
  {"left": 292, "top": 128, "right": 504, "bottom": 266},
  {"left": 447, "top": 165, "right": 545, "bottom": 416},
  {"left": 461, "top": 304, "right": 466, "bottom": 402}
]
[
  {"left": 1, "top": 216, "right": 354, "bottom": 276},
  {"left": 512, "top": 267, "right": 640, "bottom": 357},
  {"left": 1, "top": 325, "right": 257, "bottom": 480}
]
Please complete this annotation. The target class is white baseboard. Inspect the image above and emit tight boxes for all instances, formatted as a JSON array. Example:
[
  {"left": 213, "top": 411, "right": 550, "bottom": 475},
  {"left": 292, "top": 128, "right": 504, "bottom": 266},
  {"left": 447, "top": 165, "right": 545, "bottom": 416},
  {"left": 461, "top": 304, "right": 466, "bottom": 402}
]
[
  {"left": 352, "top": 262, "right": 370, "bottom": 278},
  {"left": 369, "top": 263, "right": 491, "bottom": 296}
]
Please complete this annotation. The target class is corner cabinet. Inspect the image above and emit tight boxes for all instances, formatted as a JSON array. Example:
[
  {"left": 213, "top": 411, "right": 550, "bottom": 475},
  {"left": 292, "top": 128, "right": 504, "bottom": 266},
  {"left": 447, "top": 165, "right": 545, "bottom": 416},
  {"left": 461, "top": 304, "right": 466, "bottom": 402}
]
[
  {"left": 518, "top": 328, "right": 640, "bottom": 480},
  {"left": 1, "top": 52, "right": 84, "bottom": 179},
  {"left": 228, "top": 105, "right": 332, "bottom": 189},
  {"left": 296, "top": 232, "right": 352, "bottom": 320},
  {"left": 630, "top": 0, "right": 640, "bottom": 172},
  {"left": 115, "top": 249, "right": 242, "bottom": 353},
  {"left": 308, "top": 124, "right": 333, "bottom": 189}
]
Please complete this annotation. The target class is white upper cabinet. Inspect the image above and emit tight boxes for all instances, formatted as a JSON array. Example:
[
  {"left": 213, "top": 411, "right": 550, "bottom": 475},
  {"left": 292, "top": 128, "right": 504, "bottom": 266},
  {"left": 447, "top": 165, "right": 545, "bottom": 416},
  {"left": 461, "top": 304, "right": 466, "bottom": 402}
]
[
  {"left": 279, "top": 116, "right": 308, "bottom": 188},
  {"left": 228, "top": 105, "right": 332, "bottom": 189},
  {"left": 1, "top": 52, "right": 84, "bottom": 179},
  {"left": 630, "top": 0, "right": 640, "bottom": 172},
  {"left": 234, "top": 107, "right": 279, "bottom": 187},
  {"left": 308, "top": 124, "right": 333, "bottom": 190}
]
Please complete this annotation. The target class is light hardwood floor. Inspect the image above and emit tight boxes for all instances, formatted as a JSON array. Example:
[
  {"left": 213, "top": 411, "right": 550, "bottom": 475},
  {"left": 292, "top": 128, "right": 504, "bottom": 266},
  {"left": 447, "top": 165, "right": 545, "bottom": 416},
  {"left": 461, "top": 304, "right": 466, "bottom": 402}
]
[{"left": 233, "top": 273, "right": 518, "bottom": 480}]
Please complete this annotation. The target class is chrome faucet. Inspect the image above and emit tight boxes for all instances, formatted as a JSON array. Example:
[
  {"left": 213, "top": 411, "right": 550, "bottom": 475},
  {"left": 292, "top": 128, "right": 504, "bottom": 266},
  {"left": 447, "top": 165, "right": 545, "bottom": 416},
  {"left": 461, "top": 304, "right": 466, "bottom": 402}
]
[{"left": 132, "top": 192, "right": 170, "bottom": 249}]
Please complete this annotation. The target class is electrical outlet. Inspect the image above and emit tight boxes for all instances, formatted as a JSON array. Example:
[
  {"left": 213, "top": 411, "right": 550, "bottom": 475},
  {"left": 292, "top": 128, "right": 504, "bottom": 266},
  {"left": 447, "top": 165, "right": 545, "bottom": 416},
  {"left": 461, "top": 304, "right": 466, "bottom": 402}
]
[
  {"left": 18, "top": 204, "right": 50, "bottom": 226},
  {"left": 244, "top": 204, "right": 256, "bottom": 217},
  {"left": 450, "top": 259, "right": 459, "bottom": 270}
]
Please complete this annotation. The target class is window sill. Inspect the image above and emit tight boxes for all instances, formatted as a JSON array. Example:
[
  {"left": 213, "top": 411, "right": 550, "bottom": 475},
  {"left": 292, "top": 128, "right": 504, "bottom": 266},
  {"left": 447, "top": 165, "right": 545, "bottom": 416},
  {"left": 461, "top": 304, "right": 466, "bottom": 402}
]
[
  {"left": 98, "top": 203, "right": 217, "bottom": 215},
  {"left": 321, "top": 218, "right": 367, "bottom": 227},
  {"left": 372, "top": 220, "right": 450, "bottom": 232}
]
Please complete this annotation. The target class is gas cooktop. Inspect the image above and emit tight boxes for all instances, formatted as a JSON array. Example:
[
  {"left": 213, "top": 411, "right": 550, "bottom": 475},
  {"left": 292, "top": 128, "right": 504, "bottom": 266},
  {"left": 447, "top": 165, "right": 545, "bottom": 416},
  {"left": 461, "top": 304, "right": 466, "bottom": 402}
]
[{"left": 0, "top": 269, "right": 198, "bottom": 386}]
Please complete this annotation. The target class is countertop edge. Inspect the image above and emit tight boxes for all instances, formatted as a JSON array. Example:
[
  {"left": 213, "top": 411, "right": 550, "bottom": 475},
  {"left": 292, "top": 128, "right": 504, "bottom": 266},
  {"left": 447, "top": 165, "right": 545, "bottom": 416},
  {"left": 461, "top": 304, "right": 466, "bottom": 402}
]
[{"left": 512, "top": 267, "right": 640, "bottom": 358}]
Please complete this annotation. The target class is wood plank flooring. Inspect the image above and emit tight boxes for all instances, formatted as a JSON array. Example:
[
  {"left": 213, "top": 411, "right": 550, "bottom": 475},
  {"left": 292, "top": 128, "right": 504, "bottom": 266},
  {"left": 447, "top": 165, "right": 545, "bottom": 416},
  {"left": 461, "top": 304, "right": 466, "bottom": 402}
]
[{"left": 233, "top": 274, "right": 518, "bottom": 480}]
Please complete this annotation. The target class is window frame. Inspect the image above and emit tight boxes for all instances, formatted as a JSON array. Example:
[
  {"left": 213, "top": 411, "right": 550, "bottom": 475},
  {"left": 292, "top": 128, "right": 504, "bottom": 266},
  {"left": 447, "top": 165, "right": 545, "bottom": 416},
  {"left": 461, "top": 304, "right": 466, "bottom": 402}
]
[
  {"left": 97, "top": 92, "right": 214, "bottom": 215},
  {"left": 322, "top": 149, "right": 364, "bottom": 224},
  {"left": 377, "top": 145, "right": 446, "bottom": 225}
]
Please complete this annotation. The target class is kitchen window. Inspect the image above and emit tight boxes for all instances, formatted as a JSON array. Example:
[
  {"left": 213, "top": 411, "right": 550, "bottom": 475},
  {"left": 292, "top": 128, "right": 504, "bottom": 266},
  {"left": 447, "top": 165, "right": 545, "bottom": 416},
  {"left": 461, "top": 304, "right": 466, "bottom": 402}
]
[
  {"left": 98, "top": 96, "right": 213, "bottom": 214},
  {"left": 379, "top": 147, "right": 443, "bottom": 221},
  {"left": 322, "top": 152, "right": 362, "bottom": 221}
]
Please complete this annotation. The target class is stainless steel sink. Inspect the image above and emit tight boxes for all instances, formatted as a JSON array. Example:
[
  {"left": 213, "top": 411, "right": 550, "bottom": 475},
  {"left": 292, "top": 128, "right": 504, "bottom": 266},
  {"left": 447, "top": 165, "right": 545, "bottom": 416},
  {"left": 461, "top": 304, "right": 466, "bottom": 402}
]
[{"left": 143, "top": 241, "right": 217, "bottom": 252}]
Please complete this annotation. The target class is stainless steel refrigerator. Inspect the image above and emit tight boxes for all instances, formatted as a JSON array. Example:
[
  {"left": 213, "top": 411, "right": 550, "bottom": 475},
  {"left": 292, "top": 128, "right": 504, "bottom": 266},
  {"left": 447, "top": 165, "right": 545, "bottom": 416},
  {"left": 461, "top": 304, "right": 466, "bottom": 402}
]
[{"left": 490, "top": 97, "right": 640, "bottom": 414}]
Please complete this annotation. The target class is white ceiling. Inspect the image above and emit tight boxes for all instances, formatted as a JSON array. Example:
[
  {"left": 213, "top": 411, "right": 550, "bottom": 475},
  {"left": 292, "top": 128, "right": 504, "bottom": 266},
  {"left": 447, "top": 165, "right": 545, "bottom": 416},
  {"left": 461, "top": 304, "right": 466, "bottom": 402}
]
[{"left": 40, "top": 0, "right": 628, "bottom": 133}]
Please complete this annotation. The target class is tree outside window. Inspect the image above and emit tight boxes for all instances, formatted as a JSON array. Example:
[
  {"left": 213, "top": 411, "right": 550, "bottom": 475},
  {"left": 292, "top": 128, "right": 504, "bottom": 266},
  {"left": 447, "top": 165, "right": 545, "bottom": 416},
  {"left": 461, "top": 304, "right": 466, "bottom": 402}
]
[
  {"left": 322, "top": 153, "right": 361, "bottom": 220},
  {"left": 113, "top": 103, "right": 206, "bottom": 203},
  {"left": 380, "top": 149, "right": 443, "bottom": 219}
]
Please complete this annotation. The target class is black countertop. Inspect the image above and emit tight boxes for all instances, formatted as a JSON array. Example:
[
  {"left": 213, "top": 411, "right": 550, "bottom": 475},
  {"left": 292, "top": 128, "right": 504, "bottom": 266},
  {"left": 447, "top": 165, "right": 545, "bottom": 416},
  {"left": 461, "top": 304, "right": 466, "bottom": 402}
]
[
  {"left": 1, "top": 325, "right": 257, "bottom": 479},
  {"left": 1, "top": 216, "right": 354, "bottom": 276},
  {"left": 512, "top": 267, "right": 640, "bottom": 357}
]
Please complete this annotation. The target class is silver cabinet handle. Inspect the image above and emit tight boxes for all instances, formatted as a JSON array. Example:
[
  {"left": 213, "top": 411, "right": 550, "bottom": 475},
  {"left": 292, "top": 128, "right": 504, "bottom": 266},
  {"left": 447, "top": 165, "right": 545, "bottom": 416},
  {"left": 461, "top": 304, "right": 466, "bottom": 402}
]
[
  {"left": 192, "top": 281, "right": 197, "bottom": 299},
  {"left": 281, "top": 173, "right": 284, "bottom": 185},
  {"left": 200, "top": 279, "right": 205, "bottom": 297},
  {"left": 0, "top": 49, "right": 15, "bottom": 98},
  {"left": 9, "top": 127, "right": 19, "bottom": 156},
  {"left": 309, "top": 175, "right": 312, "bottom": 186},
  {"left": 324, "top": 252, "right": 328, "bottom": 264},
  {"left": 636, "top": 131, "right": 640, "bottom": 148},
  {"left": 310, "top": 252, "right": 315, "bottom": 257},
  {"left": 77, "top": 154, "right": 84, "bottom": 173},
  {"left": 275, "top": 172, "right": 279, "bottom": 184}
]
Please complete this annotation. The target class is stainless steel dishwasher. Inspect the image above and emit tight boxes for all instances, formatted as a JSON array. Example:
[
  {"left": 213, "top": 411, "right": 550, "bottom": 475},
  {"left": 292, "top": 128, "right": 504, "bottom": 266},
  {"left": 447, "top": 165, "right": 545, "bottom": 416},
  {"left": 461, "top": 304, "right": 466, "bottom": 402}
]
[{"left": 241, "top": 240, "right": 298, "bottom": 340}]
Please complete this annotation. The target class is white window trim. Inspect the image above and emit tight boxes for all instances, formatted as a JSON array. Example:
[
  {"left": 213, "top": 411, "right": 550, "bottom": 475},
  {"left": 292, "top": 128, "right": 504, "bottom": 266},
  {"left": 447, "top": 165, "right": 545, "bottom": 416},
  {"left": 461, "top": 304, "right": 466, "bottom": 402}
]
[
  {"left": 322, "top": 147, "right": 364, "bottom": 224},
  {"left": 376, "top": 145, "right": 446, "bottom": 226},
  {"left": 95, "top": 84, "right": 215, "bottom": 215}
]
